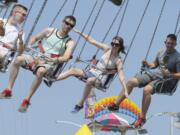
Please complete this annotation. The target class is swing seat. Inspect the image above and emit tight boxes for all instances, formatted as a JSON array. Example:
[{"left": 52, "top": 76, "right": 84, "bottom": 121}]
[
  {"left": 0, "top": 51, "right": 15, "bottom": 73},
  {"left": 109, "top": 0, "right": 123, "bottom": 6},
  {"left": 43, "top": 56, "right": 73, "bottom": 87},
  {"left": 74, "top": 57, "right": 116, "bottom": 91},
  {"left": 43, "top": 62, "right": 64, "bottom": 87},
  {"left": 77, "top": 72, "right": 115, "bottom": 92},
  {"left": 154, "top": 78, "right": 178, "bottom": 95}
]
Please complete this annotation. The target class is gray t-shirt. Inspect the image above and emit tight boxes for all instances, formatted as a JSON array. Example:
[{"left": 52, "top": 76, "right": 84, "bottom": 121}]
[{"left": 149, "top": 48, "right": 180, "bottom": 78}]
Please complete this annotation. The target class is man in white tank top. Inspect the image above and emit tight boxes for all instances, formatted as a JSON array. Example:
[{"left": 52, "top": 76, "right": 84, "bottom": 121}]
[{"left": 0, "top": 4, "right": 27, "bottom": 68}]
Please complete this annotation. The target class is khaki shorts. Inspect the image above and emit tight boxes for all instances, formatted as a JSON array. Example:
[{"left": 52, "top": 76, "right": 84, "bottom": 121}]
[{"left": 21, "top": 54, "right": 55, "bottom": 72}]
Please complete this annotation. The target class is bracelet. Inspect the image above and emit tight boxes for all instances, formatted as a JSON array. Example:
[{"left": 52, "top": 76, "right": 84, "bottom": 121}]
[{"left": 54, "top": 58, "right": 59, "bottom": 64}]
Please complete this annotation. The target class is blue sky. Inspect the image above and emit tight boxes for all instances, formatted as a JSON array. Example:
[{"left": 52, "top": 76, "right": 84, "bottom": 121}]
[{"left": 0, "top": 0, "right": 180, "bottom": 135}]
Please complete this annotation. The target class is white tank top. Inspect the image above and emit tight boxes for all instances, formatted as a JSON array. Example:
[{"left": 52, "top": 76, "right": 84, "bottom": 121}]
[
  {"left": 90, "top": 50, "right": 119, "bottom": 77},
  {"left": 0, "top": 19, "right": 23, "bottom": 52}
]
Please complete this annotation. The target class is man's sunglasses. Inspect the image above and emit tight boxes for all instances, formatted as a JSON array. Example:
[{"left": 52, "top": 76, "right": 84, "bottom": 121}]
[
  {"left": 16, "top": 11, "right": 27, "bottom": 17},
  {"left": 64, "top": 21, "right": 75, "bottom": 28},
  {"left": 164, "top": 41, "right": 176, "bottom": 45}
]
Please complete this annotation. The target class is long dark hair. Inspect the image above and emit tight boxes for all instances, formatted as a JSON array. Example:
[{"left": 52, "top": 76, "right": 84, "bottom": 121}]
[{"left": 112, "top": 36, "right": 126, "bottom": 54}]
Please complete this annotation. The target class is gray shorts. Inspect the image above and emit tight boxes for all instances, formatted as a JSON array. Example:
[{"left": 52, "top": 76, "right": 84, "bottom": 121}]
[
  {"left": 135, "top": 72, "right": 178, "bottom": 95},
  {"left": 135, "top": 72, "right": 153, "bottom": 88}
]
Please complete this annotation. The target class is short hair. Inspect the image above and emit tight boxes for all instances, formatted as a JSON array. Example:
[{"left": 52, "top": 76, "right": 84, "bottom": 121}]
[
  {"left": 10, "top": 4, "right": 28, "bottom": 16},
  {"left": 167, "top": 34, "right": 177, "bottom": 41},
  {"left": 63, "top": 15, "right": 76, "bottom": 26},
  {"left": 113, "top": 36, "right": 126, "bottom": 54}
]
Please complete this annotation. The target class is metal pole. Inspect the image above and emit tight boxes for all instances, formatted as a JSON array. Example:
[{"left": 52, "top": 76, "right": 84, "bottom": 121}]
[
  {"left": 135, "top": 130, "right": 138, "bottom": 135},
  {"left": 170, "top": 116, "right": 174, "bottom": 135},
  {"left": 121, "top": 131, "right": 126, "bottom": 135},
  {"left": 55, "top": 120, "right": 81, "bottom": 128},
  {"left": 92, "top": 121, "right": 95, "bottom": 135}
]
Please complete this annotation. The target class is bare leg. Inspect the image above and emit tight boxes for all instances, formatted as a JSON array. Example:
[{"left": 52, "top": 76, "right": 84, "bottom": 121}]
[
  {"left": 78, "top": 77, "right": 96, "bottom": 106},
  {"left": 132, "top": 85, "right": 153, "bottom": 127},
  {"left": 7, "top": 56, "right": 27, "bottom": 90},
  {"left": 142, "top": 85, "right": 153, "bottom": 117},
  {"left": 57, "top": 68, "right": 84, "bottom": 80},
  {"left": 25, "top": 67, "right": 46, "bottom": 101},
  {"left": 115, "top": 77, "right": 139, "bottom": 105}
]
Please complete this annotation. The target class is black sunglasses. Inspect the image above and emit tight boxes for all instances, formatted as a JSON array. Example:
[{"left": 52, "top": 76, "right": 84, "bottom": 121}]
[
  {"left": 64, "top": 21, "right": 74, "bottom": 28},
  {"left": 164, "top": 41, "right": 176, "bottom": 45},
  {"left": 111, "top": 42, "right": 120, "bottom": 47}
]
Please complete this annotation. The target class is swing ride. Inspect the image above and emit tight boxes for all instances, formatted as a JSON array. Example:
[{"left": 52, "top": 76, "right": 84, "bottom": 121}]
[{"left": 0, "top": 0, "right": 179, "bottom": 135}]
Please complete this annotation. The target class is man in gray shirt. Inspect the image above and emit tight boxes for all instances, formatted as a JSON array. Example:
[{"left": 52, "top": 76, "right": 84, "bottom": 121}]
[{"left": 108, "top": 34, "right": 180, "bottom": 128}]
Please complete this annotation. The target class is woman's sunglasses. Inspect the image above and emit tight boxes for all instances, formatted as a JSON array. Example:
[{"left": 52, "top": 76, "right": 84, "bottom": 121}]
[{"left": 111, "top": 42, "right": 120, "bottom": 47}]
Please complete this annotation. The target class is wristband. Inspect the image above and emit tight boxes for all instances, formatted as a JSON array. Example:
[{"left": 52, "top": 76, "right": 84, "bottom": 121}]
[
  {"left": 168, "top": 73, "right": 174, "bottom": 78},
  {"left": 54, "top": 58, "right": 59, "bottom": 64}
]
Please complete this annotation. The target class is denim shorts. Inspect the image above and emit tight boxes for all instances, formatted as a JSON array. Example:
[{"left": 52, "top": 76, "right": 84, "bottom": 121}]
[{"left": 84, "top": 71, "right": 96, "bottom": 79}]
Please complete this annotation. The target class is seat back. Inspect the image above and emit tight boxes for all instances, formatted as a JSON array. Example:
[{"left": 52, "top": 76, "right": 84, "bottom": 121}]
[
  {"left": 95, "top": 73, "right": 116, "bottom": 92},
  {"left": 0, "top": 51, "right": 15, "bottom": 73},
  {"left": 43, "top": 62, "right": 64, "bottom": 87},
  {"left": 77, "top": 72, "right": 116, "bottom": 92},
  {"left": 154, "top": 78, "right": 178, "bottom": 95}
]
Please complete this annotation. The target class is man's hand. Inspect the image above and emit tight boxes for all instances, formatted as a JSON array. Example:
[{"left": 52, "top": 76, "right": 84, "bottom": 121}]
[
  {"left": 142, "top": 60, "right": 149, "bottom": 67},
  {"left": 162, "top": 68, "right": 172, "bottom": 78},
  {"left": 45, "top": 57, "right": 59, "bottom": 64},
  {"left": 18, "top": 29, "right": 24, "bottom": 42}
]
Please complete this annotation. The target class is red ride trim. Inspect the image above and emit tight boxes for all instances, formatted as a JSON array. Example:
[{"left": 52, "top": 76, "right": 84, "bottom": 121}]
[
  {"left": 51, "top": 54, "right": 60, "bottom": 58},
  {"left": 28, "top": 61, "right": 35, "bottom": 70},
  {"left": 38, "top": 40, "right": 45, "bottom": 53}
]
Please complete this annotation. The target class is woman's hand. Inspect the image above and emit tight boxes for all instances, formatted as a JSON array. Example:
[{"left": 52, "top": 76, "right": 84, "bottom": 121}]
[
  {"left": 0, "top": 20, "right": 5, "bottom": 36},
  {"left": 124, "top": 87, "right": 129, "bottom": 98},
  {"left": 161, "top": 68, "right": 171, "bottom": 78},
  {"left": 73, "top": 28, "right": 81, "bottom": 34}
]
